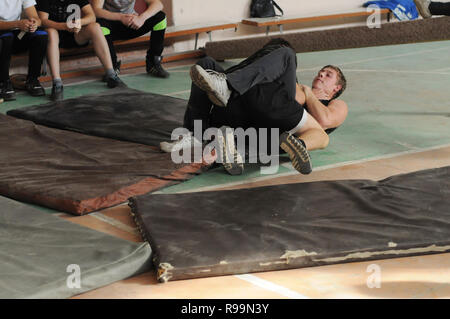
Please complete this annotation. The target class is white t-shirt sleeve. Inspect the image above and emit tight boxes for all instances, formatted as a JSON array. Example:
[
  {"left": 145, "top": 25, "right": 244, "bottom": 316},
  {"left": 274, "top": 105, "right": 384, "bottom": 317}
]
[{"left": 23, "top": 0, "right": 37, "bottom": 10}]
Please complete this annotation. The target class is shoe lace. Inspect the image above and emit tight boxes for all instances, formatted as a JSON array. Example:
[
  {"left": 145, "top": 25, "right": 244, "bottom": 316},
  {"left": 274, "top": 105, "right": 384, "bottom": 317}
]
[{"left": 205, "top": 69, "right": 229, "bottom": 96}]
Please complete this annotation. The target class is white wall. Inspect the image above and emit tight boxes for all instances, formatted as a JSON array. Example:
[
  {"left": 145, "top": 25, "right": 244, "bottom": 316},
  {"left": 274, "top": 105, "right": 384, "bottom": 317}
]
[{"left": 166, "top": 0, "right": 381, "bottom": 52}]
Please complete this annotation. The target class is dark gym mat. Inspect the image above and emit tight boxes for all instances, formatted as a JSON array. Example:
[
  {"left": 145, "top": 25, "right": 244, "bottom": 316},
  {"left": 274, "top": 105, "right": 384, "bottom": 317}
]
[
  {"left": 130, "top": 166, "right": 450, "bottom": 282},
  {"left": 7, "top": 88, "right": 186, "bottom": 147},
  {"left": 0, "top": 114, "right": 206, "bottom": 215},
  {"left": 0, "top": 196, "right": 151, "bottom": 299}
]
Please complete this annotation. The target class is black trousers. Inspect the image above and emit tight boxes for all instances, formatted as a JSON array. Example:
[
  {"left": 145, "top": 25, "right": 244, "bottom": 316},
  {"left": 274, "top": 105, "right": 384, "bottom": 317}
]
[
  {"left": 0, "top": 29, "right": 48, "bottom": 82},
  {"left": 429, "top": 1, "right": 450, "bottom": 15},
  {"left": 97, "top": 11, "right": 166, "bottom": 67},
  {"left": 183, "top": 46, "right": 301, "bottom": 133}
]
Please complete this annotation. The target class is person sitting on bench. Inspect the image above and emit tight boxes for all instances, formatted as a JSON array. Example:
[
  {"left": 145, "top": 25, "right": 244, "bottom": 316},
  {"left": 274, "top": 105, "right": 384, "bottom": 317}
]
[
  {"left": 0, "top": 0, "right": 48, "bottom": 101},
  {"left": 36, "top": 0, "right": 125, "bottom": 101},
  {"left": 90, "top": 0, "right": 169, "bottom": 78}
]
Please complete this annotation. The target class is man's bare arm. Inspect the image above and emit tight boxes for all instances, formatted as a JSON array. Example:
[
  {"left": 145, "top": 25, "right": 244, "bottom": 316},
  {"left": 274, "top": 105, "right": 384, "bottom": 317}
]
[
  {"left": 23, "top": 6, "right": 42, "bottom": 28},
  {"left": 38, "top": 10, "right": 71, "bottom": 31},
  {"left": 129, "top": 0, "right": 163, "bottom": 29},
  {"left": 80, "top": 4, "right": 96, "bottom": 26},
  {"left": 89, "top": 0, "right": 123, "bottom": 21},
  {"left": 0, "top": 6, "right": 42, "bottom": 31},
  {"left": 140, "top": 0, "right": 164, "bottom": 21}
]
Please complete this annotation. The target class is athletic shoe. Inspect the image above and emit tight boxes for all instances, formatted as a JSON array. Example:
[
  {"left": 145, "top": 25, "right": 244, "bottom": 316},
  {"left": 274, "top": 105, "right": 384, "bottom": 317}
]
[
  {"left": 25, "top": 77, "right": 45, "bottom": 97},
  {"left": 106, "top": 73, "right": 126, "bottom": 88},
  {"left": 146, "top": 56, "right": 170, "bottom": 78},
  {"left": 160, "top": 132, "right": 202, "bottom": 153},
  {"left": 102, "top": 60, "right": 121, "bottom": 82},
  {"left": 190, "top": 65, "right": 231, "bottom": 107},
  {"left": 50, "top": 84, "right": 64, "bottom": 101},
  {"left": 217, "top": 126, "right": 244, "bottom": 175},
  {"left": 414, "top": 0, "right": 432, "bottom": 18},
  {"left": 0, "top": 79, "right": 16, "bottom": 101},
  {"left": 279, "top": 132, "right": 312, "bottom": 175}
]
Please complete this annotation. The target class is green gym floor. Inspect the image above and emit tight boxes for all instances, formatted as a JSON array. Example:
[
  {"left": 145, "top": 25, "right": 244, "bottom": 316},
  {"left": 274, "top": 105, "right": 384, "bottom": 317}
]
[{"left": 2, "top": 40, "right": 450, "bottom": 298}]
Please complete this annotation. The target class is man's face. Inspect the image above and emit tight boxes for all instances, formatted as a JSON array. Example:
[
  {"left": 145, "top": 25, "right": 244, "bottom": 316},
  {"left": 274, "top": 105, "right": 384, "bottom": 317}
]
[{"left": 312, "top": 67, "right": 342, "bottom": 98}]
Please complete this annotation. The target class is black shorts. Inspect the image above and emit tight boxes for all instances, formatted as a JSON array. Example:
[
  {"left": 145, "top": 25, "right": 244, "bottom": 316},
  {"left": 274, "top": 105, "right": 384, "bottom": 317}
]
[{"left": 58, "top": 30, "right": 89, "bottom": 49}]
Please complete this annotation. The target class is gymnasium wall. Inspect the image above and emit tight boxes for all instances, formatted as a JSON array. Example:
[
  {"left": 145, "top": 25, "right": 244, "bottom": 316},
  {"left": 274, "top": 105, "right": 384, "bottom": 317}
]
[{"left": 150, "top": 0, "right": 386, "bottom": 52}]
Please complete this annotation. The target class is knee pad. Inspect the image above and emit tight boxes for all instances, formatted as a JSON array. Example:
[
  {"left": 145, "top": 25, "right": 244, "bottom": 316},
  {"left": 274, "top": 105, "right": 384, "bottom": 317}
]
[
  {"left": 153, "top": 15, "right": 167, "bottom": 31},
  {"left": 101, "top": 27, "right": 111, "bottom": 36}
]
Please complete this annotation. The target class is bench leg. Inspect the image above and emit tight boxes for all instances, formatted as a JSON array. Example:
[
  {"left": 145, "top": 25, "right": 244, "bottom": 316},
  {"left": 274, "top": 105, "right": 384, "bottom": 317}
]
[
  {"left": 194, "top": 33, "right": 199, "bottom": 50},
  {"left": 266, "top": 26, "right": 270, "bottom": 36},
  {"left": 41, "top": 57, "right": 48, "bottom": 76},
  {"left": 279, "top": 24, "right": 283, "bottom": 34},
  {"left": 207, "top": 31, "right": 212, "bottom": 42}
]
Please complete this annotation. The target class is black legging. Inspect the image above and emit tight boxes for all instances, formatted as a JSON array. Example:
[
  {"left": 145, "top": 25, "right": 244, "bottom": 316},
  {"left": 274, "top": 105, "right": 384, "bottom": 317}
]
[
  {"left": 0, "top": 29, "right": 48, "bottom": 82},
  {"left": 429, "top": 1, "right": 450, "bottom": 15},
  {"left": 98, "top": 10, "right": 166, "bottom": 67}
]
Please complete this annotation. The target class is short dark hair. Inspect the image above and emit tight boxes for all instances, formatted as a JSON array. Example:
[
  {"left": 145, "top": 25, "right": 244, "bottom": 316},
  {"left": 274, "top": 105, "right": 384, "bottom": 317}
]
[{"left": 321, "top": 65, "right": 347, "bottom": 99}]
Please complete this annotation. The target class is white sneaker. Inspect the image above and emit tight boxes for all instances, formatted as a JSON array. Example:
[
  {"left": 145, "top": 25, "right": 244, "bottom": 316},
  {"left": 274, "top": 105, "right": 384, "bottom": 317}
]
[
  {"left": 414, "top": 0, "right": 432, "bottom": 18},
  {"left": 160, "top": 132, "right": 202, "bottom": 153},
  {"left": 190, "top": 65, "right": 231, "bottom": 107}
]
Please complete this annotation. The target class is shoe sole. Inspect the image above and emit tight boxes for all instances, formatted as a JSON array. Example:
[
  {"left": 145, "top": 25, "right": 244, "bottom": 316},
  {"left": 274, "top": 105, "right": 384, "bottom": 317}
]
[
  {"left": 190, "top": 65, "right": 227, "bottom": 107},
  {"left": 279, "top": 132, "right": 312, "bottom": 175},
  {"left": 218, "top": 127, "right": 244, "bottom": 175},
  {"left": 29, "top": 90, "right": 45, "bottom": 97},
  {"left": 2, "top": 94, "right": 16, "bottom": 101}
]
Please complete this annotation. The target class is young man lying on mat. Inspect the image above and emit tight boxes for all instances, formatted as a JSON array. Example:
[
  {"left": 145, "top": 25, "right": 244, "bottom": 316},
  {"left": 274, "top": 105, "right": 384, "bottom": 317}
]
[{"left": 161, "top": 39, "right": 348, "bottom": 176}]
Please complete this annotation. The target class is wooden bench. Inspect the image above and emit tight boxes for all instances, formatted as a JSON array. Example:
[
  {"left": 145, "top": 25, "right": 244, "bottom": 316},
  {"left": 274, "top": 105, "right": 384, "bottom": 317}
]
[
  {"left": 29, "top": 20, "right": 237, "bottom": 80},
  {"left": 241, "top": 8, "right": 391, "bottom": 35},
  {"left": 59, "top": 20, "right": 238, "bottom": 57}
]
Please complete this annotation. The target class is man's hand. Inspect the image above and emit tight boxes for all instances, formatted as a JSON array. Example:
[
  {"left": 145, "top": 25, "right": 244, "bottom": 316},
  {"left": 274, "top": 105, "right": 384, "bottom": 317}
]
[
  {"left": 65, "top": 20, "right": 81, "bottom": 33},
  {"left": 28, "top": 18, "right": 38, "bottom": 32},
  {"left": 17, "top": 19, "right": 34, "bottom": 32},
  {"left": 129, "top": 15, "right": 145, "bottom": 30},
  {"left": 299, "top": 84, "right": 314, "bottom": 101},
  {"left": 120, "top": 14, "right": 136, "bottom": 27}
]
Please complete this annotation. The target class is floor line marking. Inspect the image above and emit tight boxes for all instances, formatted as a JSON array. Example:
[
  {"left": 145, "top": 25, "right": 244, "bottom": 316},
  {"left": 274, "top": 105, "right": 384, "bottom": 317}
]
[
  {"left": 334, "top": 69, "right": 450, "bottom": 75},
  {"left": 298, "top": 45, "right": 450, "bottom": 71},
  {"left": 168, "top": 143, "right": 450, "bottom": 194},
  {"left": 235, "top": 274, "right": 310, "bottom": 299},
  {"left": 90, "top": 212, "right": 140, "bottom": 236},
  {"left": 164, "top": 89, "right": 191, "bottom": 96}
]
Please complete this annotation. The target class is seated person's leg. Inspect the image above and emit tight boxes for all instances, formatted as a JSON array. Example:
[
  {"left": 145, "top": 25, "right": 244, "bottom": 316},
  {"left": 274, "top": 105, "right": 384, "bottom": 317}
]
[
  {"left": 144, "top": 11, "right": 169, "bottom": 78},
  {"left": 0, "top": 32, "right": 15, "bottom": 101},
  {"left": 13, "top": 29, "right": 48, "bottom": 97},
  {"left": 74, "top": 22, "right": 125, "bottom": 88},
  {"left": 97, "top": 18, "right": 127, "bottom": 72},
  {"left": 46, "top": 28, "right": 63, "bottom": 101}
]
